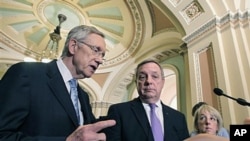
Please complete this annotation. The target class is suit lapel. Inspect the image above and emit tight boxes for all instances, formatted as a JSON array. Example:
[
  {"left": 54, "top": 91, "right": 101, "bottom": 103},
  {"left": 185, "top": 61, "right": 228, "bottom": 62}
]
[
  {"left": 162, "top": 104, "right": 175, "bottom": 140},
  {"left": 78, "top": 87, "right": 93, "bottom": 124},
  {"left": 46, "top": 60, "right": 79, "bottom": 127},
  {"left": 131, "top": 98, "right": 152, "bottom": 139}
]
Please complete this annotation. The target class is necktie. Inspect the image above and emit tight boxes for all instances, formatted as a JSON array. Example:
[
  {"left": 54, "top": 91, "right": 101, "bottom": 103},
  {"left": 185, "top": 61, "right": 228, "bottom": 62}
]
[
  {"left": 150, "top": 104, "right": 164, "bottom": 141},
  {"left": 69, "top": 79, "right": 80, "bottom": 124}
]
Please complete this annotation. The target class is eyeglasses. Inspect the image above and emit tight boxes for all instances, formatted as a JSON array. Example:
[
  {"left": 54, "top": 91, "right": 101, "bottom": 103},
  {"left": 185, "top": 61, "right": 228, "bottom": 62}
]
[{"left": 77, "top": 41, "right": 105, "bottom": 61}]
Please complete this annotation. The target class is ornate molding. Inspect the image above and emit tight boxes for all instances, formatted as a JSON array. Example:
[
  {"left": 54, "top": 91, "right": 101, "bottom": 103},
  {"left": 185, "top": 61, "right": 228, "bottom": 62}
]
[
  {"left": 91, "top": 101, "right": 113, "bottom": 108},
  {"left": 0, "top": 31, "right": 39, "bottom": 58},
  {"left": 183, "top": 10, "right": 250, "bottom": 44},
  {"left": 113, "top": 71, "right": 134, "bottom": 97},
  {"left": 169, "top": 0, "right": 182, "bottom": 7},
  {"left": 180, "top": 0, "right": 204, "bottom": 24},
  {"left": 102, "top": 0, "right": 144, "bottom": 67}
]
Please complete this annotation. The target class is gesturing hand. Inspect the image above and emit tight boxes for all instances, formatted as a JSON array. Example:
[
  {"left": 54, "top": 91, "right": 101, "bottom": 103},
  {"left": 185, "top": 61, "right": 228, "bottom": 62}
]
[{"left": 66, "top": 120, "right": 116, "bottom": 141}]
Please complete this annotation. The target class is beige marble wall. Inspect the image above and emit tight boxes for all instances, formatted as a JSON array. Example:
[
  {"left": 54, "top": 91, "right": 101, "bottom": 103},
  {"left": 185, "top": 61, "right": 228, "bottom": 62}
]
[{"left": 184, "top": 10, "right": 250, "bottom": 131}]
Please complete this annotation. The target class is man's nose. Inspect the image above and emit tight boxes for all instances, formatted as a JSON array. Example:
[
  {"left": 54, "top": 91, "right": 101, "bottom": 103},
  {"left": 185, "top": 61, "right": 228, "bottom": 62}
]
[{"left": 144, "top": 77, "right": 153, "bottom": 85}]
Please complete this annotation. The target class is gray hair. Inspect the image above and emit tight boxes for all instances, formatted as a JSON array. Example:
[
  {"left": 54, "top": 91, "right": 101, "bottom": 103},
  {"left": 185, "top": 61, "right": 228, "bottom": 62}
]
[{"left": 61, "top": 25, "right": 105, "bottom": 57}]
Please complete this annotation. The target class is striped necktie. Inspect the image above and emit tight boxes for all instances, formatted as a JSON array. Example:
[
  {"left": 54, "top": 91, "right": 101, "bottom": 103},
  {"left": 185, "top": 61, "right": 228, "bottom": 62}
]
[{"left": 69, "top": 79, "right": 80, "bottom": 125}]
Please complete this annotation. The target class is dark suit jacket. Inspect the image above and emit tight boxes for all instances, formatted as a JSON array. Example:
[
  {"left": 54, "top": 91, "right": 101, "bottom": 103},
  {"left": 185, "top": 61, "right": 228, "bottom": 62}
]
[
  {"left": 0, "top": 60, "right": 96, "bottom": 141},
  {"left": 105, "top": 97, "right": 190, "bottom": 141}
]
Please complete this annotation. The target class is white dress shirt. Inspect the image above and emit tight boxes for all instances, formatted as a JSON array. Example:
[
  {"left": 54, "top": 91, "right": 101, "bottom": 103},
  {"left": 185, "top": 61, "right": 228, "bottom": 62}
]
[{"left": 56, "top": 58, "right": 84, "bottom": 125}]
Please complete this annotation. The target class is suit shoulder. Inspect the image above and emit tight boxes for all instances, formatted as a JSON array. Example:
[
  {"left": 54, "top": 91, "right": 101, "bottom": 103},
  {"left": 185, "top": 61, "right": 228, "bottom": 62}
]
[
  {"left": 110, "top": 99, "right": 141, "bottom": 111},
  {"left": 10, "top": 62, "right": 46, "bottom": 70},
  {"left": 109, "top": 100, "right": 132, "bottom": 108},
  {"left": 163, "top": 104, "right": 185, "bottom": 116}
]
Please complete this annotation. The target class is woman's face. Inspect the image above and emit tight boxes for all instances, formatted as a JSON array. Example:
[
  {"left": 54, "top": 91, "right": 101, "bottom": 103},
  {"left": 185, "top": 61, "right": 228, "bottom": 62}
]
[{"left": 197, "top": 110, "right": 219, "bottom": 135}]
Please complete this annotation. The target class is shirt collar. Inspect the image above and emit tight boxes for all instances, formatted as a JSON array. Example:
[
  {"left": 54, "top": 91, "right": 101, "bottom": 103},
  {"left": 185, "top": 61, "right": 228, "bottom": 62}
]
[
  {"left": 142, "top": 100, "right": 162, "bottom": 109},
  {"left": 56, "top": 58, "right": 74, "bottom": 83}
]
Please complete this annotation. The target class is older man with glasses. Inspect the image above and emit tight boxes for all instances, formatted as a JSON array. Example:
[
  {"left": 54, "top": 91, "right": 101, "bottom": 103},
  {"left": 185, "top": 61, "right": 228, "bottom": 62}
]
[{"left": 0, "top": 25, "right": 115, "bottom": 141}]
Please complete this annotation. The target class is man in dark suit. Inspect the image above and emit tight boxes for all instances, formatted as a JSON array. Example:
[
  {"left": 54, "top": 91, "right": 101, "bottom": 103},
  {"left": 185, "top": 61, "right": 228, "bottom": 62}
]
[
  {"left": 105, "top": 59, "right": 189, "bottom": 141},
  {"left": 0, "top": 25, "right": 115, "bottom": 141}
]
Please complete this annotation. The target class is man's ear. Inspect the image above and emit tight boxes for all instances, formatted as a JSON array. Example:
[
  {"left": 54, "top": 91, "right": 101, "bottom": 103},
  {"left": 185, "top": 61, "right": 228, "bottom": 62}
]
[{"left": 68, "top": 39, "right": 77, "bottom": 54}]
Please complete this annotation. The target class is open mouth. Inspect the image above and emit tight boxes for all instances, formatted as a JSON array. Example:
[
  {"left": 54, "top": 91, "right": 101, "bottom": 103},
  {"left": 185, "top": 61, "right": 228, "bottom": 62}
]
[{"left": 90, "top": 65, "right": 97, "bottom": 71}]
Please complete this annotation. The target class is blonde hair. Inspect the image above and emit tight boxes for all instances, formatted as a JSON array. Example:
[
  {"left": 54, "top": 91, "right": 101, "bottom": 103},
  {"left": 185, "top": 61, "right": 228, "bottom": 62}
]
[{"left": 193, "top": 104, "right": 223, "bottom": 133}]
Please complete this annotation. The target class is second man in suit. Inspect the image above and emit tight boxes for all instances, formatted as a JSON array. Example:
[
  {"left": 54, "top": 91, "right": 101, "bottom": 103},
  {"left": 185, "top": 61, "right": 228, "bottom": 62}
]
[{"left": 105, "top": 59, "right": 190, "bottom": 141}]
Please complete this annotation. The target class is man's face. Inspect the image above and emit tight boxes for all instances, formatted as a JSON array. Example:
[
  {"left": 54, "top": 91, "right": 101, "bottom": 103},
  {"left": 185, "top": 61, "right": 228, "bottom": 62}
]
[
  {"left": 136, "top": 62, "right": 165, "bottom": 103},
  {"left": 71, "top": 33, "right": 106, "bottom": 78}
]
